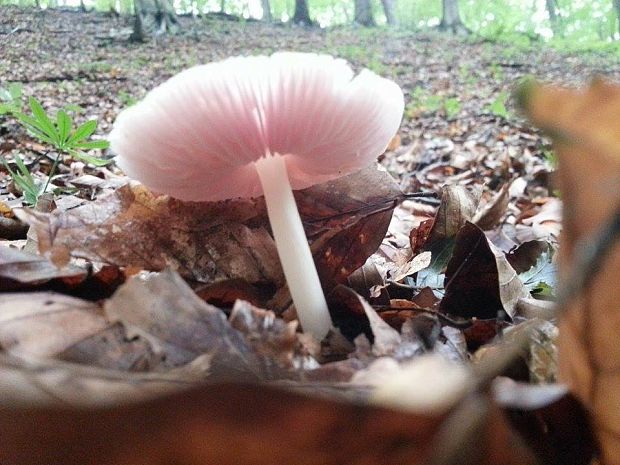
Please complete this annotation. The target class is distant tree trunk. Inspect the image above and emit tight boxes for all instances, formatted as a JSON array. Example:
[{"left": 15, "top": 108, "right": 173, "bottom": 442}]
[
  {"left": 131, "top": 0, "right": 179, "bottom": 41},
  {"left": 438, "top": 0, "right": 469, "bottom": 34},
  {"left": 261, "top": 0, "right": 272, "bottom": 21},
  {"left": 545, "top": 0, "right": 562, "bottom": 36},
  {"left": 292, "top": 0, "right": 312, "bottom": 25},
  {"left": 614, "top": 0, "right": 620, "bottom": 37},
  {"left": 220, "top": 0, "right": 225, "bottom": 12},
  {"left": 354, "top": 0, "right": 375, "bottom": 26},
  {"left": 381, "top": 0, "right": 396, "bottom": 26}
]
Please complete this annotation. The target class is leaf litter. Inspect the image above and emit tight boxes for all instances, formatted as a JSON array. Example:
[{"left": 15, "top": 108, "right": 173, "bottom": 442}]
[{"left": 1, "top": 6, "right": 618, "bottom": 464}]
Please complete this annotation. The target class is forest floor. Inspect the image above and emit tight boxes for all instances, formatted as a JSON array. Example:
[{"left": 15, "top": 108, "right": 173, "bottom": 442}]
[
  {"left": 2, "top": 4, "right": 620, "bottom": 359},
  {"left": 2, "top": 7, "right": 619, "bottom": 211},
  {"left": 0, "top": 7, "right": 620, "bottom": 461}
]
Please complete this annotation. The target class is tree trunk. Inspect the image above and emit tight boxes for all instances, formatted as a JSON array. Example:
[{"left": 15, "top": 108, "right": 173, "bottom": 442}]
[
  {"left": 381, "top": 0, "right": 396, "bottom": 26},
  {"left": 545, "top": 0, "right": 562, "bottom": 36},
  {"left": 292, "top": 0, "right": 312, "bottom": 25},
  {"left": 220, "top": 0, "right": 225, "bottom": 13},
  {"left": 131, "top": 0, "right": 179, "bottom": 42},
  {"left": 438, "top": 0, "right": 469, "bottom": 34},
  {"left": 614, "top": 0, "right": 620, "bottom": 37},
  {"left": 261, "top": 0, "right": 272, "bottom": 21},
  {"left": 354, "top": 0, "right": 375, "bottom": 26}
]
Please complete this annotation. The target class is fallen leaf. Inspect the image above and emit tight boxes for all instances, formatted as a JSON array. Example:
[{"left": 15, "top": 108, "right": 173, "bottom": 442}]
[
  {"left": 521, "top": 79, "right": 620, "bottom": 465},
  {"left": 104, "top": 268, "right": 261, "bottom": 379},
  {"left": 440, "top": 222, "right": 529, "bottom": 319},
  {"left": 494, "top": 379, "right": 596, "bottom": 465},
  {"left": 426, "top": 185, "right": 482, "bottom": 246},
  {"left": 0, "top": 293, "right": 106, "bottom": 359},
  {"left": 17, "top": 166, "right": 401, "bottom": 299},
  {"left": 0, "top": 245, "right": 85, "bottom": 289},
  {"left": 0, "top": 381, "right": 450, "bottom": 465},
  {"left": 229, "top": 300, "right": 306, "bottom": 378},
  {"left": 473, "top": 181, "right": 512, "bottom": 231}
]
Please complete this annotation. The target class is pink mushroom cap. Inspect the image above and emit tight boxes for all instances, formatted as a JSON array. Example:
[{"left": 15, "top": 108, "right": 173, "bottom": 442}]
[{"left": 109, "top": 52, "right": 404, "bottom": 201}]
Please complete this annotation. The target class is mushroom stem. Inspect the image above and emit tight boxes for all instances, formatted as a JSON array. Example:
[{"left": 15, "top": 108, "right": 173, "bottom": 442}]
[{"left": 255, "top": 155, "right": 332, "bottom": 341}]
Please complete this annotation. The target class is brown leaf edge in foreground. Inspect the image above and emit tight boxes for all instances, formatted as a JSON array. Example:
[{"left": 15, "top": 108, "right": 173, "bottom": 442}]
[
  {"left": 0, "top": 380, "right": 542, "bottom": 465},
  {"left": 520, "top": 78, "right": 620, "bottom": 465}
]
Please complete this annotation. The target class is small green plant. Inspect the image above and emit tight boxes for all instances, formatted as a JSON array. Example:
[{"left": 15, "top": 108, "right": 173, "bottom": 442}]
[
  {"left": 406, "top": 87, "right": 461, "bottom": 120},
  {"left": 13, "top": 97, "right": 109, "bottom": 163},
  {"left": 443, "top": 97, "right": 461, "bottom": 120},
  {"left": 3, "top": 96, "right": 110, "bottom": 205},
  {"left": 543, "top": 148, "right": 558, "bottom": 167},
  {"left": 118, "top": 90, "right": 138, "bottom": 107},
  {"left": 81, "top": 61, "right": 113, "bottom": 74},
  {"left": 458, "top": 64, "right": 476, "bottom": 86},
  {"left": 2, "top": 155, "right": 41, "bottom": 206},
  {"left": 489, "top": 62, "right": 505, "bottom": 81},
  {"left": 0, "top": 83, "right": 23, "bottom": 115},
  {"left": 486, "top": 91, "right": 510, "bottom": 119},
  {"left": 366, "top": 57, "right": 386, "bottom": 75}
]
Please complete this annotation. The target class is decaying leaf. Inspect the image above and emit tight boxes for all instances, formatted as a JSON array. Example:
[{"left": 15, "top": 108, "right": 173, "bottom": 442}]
[
  {"left": 0, "top": 293, "right": 106, "bottom": 359},
  {"left": 0, "top": 354, "right": 196, "bottom": 407},
  {"left": 0, "top": 245, "right": 85, "bottom": 289},
  {"left": 17, "top": 167, "right": 400, "bottom": 300},
  {"left": 494, "top": 379, "right": 596, "bottom": 465},
  {"left": 440, "top": 222, "right": 529, "bottom": 319},
  {"left": 427, "top": 185, "right": 482, "bottom": 245},
  {"left": 473, "top": 181, "right": 512, "bottom": 231},
  {"left": 104, "top": 269, "right": 262, "bottom": 380},
  {"left": 521, "top": 79, "right": 620, "bottom": 465},
  {"left": 229, "top": 300, "right": 308, "bottom": 377},
  {"left": 412, "top": 185, "right": 482, "bottom": 289},
  {"left": 0, "top": 381, "right": 450, "bottom": 465}
]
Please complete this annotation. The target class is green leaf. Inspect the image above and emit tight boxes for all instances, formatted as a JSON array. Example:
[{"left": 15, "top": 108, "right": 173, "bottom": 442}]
[
  {"left": 56, "top": 110, "right": 72, "bottom": 145},
  {"left": 63, "top": 103, "right": 83, "bottom": 114},
  {"left": 69, "top": 150, "right": 113, "bottom": 166},
  {"left": 2, "top": 155, "right": 41, "bottom": 205},
  {"left": 414, "top": 237, "right": 456, "bottom": 290},
  {"left": 0, "top": 88, "right": 11, "bottom": 102},
  {"left": 28, "top": 97, "right": 58, "bottom": 141},
  {"left": 519, "top": 250, "right": 557, "bottom": 295},
  {"left": 13, "top": 153, "right": 32, "bottom": 178},
  {"left": 72, "top": 139, "right": 109, "bottom": 150},
  {"left": 68, "top": 120, "right": 97, "bottom": 144},
  {"left": 487, "top": 91, "right": 510, "bottom": 119},
  {"left": 13, "top": 112, "right": 56, "bottom": 145},
  {"left": 8, "top": 83, "right": 22, "bottom": 101}
]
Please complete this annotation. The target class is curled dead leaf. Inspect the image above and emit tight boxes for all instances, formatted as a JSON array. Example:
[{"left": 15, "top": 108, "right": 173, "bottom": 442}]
[{"left": 521, "top": 78, "right": 620, "bottom": 465}]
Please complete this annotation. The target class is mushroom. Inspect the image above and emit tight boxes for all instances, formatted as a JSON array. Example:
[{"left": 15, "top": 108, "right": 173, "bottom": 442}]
[{"left": 109, "top": 52, "right": 404, "bottom": 341}]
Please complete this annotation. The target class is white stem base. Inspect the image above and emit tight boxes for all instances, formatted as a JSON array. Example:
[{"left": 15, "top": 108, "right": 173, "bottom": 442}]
[{"left": 255, "top": 155, "right": 332, "bottom": 341}]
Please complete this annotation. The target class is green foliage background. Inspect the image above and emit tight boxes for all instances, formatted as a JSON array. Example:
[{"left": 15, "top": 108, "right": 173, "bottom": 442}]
[{"left": 1, "top": 0, "right": 618, "bottom": 45}]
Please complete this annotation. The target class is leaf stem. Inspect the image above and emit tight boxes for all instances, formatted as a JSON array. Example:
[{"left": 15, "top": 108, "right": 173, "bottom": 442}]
[{"left": 42, "top": 152, "right": 62, "bottom": 195}]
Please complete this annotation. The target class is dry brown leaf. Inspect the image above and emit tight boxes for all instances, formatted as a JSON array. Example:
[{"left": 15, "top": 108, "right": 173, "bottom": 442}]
[
  {"left": 522, "top": 79, "right": 620, "bottom": 465},
  {"left": 0, "top": 292, "right": 154, "bottom": 370},
  {"left": 427, "top": 185, "right": 482, "bottom": 245},
  {"left": 473, "top": 181, "right": 512, "bottom": 231},
  {"left": 104, "top": 269, "right": 262, "bottom": 380},
  {"left": 17, "top": 166, "right": 400, "bottom": 298},
  {"left": 0, "top": 293, "right": 106, "bottom": 359},
  {"left": 0, "top": 245, "right": 85, "bottom": 289},
  {"left": 494, "top": 379, "right": 595, "bottom": 465},
  {"left": 0, "top": 381, "right": 449, "bottom": 465},
  {"left": 440, "top": 222, "right": 529, "bottom": 319},
  {"left": 357, "top": 291, "right": 402, "bottom": 357},
  {"left": 229, "top": 300, "right": 308, "bottom": 377},
  {"left": 0, "top": 354, "right": 198, "bottom": 407}
]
